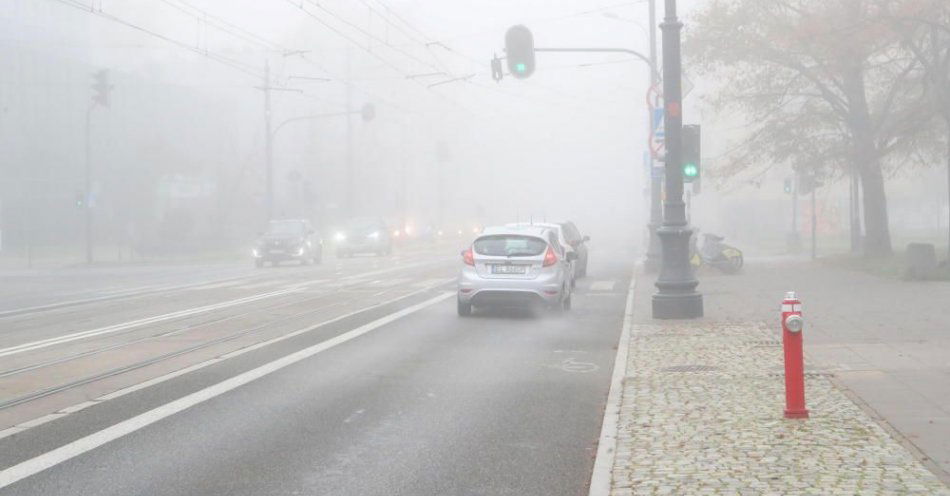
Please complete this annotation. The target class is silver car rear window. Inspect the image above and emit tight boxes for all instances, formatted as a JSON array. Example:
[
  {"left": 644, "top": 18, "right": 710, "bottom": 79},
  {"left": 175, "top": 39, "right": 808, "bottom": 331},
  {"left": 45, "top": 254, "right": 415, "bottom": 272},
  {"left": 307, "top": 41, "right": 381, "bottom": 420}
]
[{"left": 473, "top": 235, "right": 547, "bottom": 257}]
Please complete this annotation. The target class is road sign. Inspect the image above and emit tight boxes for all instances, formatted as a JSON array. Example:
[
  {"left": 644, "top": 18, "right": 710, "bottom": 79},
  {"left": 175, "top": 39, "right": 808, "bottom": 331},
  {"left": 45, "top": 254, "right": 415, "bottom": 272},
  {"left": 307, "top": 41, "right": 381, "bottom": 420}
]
[{"left": 649, "top": 107, "right": 665, "bottom": 160}]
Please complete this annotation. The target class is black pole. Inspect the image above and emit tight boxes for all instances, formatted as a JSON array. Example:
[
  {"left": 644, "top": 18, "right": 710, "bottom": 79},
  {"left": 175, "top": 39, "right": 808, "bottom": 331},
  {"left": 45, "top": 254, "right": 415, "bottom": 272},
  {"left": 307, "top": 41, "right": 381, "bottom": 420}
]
[
  {"left": 644, "top": 0, "right": 663, "bottom": 273},
  {"left": 264, "top": 60, "right": 274, "bottom": 221},
  {"left": 84, "top": 103, "right": 94, "bottom": 264},
  {"left": 652, "top": 0, "right": 703, "bottom": 319},
  {"left": 811, "top": 188, "right": 817, "bottom": 260}
]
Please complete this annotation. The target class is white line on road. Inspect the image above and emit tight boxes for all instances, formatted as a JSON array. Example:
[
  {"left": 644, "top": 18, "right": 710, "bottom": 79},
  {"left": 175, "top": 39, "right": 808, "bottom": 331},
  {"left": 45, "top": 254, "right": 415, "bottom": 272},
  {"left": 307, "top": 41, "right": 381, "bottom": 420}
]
[
  {"left": 588, "top": 280, "right": 617, "bottom": 292},
  {"left": 587, "top": 270, "right": 636, "bottom": 496},
  {"left": 185, "top": 281, "right": 246, "bottom": 291},
  {"left": 0, "top": 291, "right": 453, "bottom": 489},
  {"left": 0, "top": 288, "right": 302, "bottom": 359},
  {"left": 0, "top": 261, "right": 443, "bottom": 359}
]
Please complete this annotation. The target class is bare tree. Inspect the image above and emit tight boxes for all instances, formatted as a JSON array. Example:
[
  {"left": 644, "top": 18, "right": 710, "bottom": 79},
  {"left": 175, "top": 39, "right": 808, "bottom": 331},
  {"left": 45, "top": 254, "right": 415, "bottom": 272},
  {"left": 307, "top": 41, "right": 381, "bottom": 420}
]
[
  {"left": 889, "top": 0, "right": 950, "bottom": 258},
  {"left": 687, "top": 0, "right": 936, "bottom": 256}
]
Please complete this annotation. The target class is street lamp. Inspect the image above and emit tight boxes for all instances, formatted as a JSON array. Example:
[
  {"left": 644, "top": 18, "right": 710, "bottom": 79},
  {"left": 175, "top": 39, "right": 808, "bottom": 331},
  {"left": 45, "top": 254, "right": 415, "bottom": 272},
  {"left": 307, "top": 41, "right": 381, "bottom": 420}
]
[
  {"left": 266, "top": 103, "right": 375, "bottom": 220},
  {"left": 602, "top": 4, "right": 663, "bottom": 274},
  {"left": 652, "top": 0, "right": 703, "bottom": 319}
]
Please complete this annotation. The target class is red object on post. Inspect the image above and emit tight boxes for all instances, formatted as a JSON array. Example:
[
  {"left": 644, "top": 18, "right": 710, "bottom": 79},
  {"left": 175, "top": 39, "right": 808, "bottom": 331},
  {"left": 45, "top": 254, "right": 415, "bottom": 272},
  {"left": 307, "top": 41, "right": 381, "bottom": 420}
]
[{"left": 782, "top": 291, "right": 809, "bottom": 419}]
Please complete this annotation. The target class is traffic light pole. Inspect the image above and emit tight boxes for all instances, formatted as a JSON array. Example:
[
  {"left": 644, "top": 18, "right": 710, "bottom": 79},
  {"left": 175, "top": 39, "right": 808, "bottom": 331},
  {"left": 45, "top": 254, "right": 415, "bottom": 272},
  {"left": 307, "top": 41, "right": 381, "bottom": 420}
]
[
  {"left": 84, "top": 102, "right": 94, "bottom": 264},
  {"left": 652, "top": 0, "right": 703, "bottom": 319},
  {"left": 645, "top": 0, "right": 663, "bottom": 274},
  {"left": 264, "top": 60, "right": 274, "bottom": 221}
]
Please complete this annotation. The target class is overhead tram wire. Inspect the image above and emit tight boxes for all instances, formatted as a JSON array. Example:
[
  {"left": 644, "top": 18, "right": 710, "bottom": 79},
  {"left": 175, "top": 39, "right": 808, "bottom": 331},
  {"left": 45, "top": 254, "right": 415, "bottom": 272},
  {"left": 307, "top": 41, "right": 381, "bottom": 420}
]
[
  {"left": 279, "top": 0, "right": 482, "bottom": 117},
  {"left": 52, "top": 0, "right": 359, "bottom": 111},
  {"left": 357, "top": 0, "right": 454, "bottom": 75},
  {"left": 51, "top": 0, "right": 264, "bottom": 79},
  {"left": 300, "top": 0, "right": 445, "bottom": 75},
  {"left": 156, "top": 0, "right": 282, "bottom": 51}
]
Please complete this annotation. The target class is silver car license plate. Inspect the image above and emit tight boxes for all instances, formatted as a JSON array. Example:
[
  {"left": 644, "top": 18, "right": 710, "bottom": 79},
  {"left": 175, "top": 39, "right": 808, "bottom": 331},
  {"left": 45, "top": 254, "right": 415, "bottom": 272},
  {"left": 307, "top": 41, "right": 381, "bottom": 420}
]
[{"left": 492, "top": 264, "right": 526, "bottom": 275}]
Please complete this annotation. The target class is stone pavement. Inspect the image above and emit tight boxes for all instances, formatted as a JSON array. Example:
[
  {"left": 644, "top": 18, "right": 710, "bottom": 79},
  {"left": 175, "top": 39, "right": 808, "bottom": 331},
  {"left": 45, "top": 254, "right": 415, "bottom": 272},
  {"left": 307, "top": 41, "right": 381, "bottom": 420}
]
[{"left": 609, "top": 320, "right": 950, "bottom": 495}]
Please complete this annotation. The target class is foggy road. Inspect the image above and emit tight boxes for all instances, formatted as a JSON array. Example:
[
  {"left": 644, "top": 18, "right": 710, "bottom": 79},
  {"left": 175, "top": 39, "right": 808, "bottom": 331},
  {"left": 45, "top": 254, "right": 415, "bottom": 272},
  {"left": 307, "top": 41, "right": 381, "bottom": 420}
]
[
  {"left": 0, "top": 245, "right": 632, "bottom": 495},
  {"left": 5, "top": 0, "right": 950, "bottom": 494}
]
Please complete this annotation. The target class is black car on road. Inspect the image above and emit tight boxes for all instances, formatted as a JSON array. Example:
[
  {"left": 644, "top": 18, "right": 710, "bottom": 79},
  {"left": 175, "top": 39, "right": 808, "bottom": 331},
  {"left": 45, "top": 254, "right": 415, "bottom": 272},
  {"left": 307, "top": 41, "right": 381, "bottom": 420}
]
[
  {"left": 333, "top": 217, "right": 393, "bottom": 257},
  {"left": 253, "top": 219, "right": 323, "bottom": 267}
]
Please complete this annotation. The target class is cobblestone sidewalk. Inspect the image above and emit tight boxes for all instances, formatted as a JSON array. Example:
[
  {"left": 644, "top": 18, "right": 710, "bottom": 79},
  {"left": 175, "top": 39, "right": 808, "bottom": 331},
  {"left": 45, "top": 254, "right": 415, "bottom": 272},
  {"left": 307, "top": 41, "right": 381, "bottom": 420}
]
[{"left": 609, "top": 321, "right": 950, "bottom": 495}]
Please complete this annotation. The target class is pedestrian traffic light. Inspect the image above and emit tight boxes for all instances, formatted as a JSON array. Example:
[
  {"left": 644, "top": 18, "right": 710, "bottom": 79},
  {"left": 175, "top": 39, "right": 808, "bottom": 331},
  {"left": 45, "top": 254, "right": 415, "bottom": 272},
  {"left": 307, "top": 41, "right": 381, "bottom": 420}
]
[
  {"left": 505, "top": 25, "right": 535, "bottom": 79},
  {"left": 682, "top": 124, "right": 700, "bottom": 184},
  {"left": 91, "top": 69, "right": 112, "bottom": 107}
]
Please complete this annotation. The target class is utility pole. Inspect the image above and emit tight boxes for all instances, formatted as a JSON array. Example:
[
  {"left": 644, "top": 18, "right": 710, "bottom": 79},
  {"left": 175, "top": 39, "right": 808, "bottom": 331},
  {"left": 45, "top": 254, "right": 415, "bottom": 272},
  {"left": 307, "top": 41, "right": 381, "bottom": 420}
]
[
  {"left": 85, "top": 68, "right": 111, "bottom": 264},
  {"left": 263, "top": 60, "right": 275, "bottom": 221},
  {"left": 811, "top": 187, "right": 817, "bottom": 260},
  {"left": 652, "top": 0, "right": 702, "bottom": 319},
  {"left": 345, "top": 48, "right": 355, "bottom": 218},
  {"left": 644, "top": 0, "right": 663, "bottom": 273},
  {"left": 849, "top": 168, "right": 860, "bottom": 254},
  {"left": 84, "top": 103, "right": 94, "bottom": 264},
  {"left": 788, "top": 172, "right": 801, "bottom": 253}
]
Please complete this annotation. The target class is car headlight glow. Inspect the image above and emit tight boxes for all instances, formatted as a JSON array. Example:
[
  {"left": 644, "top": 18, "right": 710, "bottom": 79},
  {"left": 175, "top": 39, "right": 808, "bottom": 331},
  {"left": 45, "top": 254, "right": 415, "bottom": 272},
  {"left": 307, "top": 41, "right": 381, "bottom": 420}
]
[
  {"left": 368, "top": 231, "right": 380, "bottom": 240},
  {"left": 334, "top": 232, "right": 347, "bottom": 242}
]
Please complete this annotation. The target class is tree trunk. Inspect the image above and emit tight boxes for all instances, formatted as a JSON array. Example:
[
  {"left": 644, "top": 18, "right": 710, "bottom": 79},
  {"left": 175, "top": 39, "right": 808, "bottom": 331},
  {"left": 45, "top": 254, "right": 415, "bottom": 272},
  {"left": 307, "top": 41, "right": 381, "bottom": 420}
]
[
  {"left": 844, "top": 63, "right": 893, "bottom": 257},
  {"left": 858, "top": 156, "right": 893, "bottom": 257}
]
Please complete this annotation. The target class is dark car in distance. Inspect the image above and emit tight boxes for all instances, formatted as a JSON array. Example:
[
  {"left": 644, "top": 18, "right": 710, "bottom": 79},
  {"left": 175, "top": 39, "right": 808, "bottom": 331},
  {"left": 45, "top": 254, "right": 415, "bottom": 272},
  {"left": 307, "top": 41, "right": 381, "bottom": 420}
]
[
  {"left": 253, "top": 219, "right": 323, "bottom": 268},
  {"left": 333, "top": 217, "right": 393, "bottom": 257}
]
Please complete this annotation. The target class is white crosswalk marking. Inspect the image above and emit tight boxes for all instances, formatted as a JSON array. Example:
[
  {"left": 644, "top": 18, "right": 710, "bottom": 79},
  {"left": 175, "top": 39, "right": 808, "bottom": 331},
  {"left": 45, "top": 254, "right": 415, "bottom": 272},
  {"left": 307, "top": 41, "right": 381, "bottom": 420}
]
[{"left": 589, "top": 280, "right": 617, "bottom": 292}]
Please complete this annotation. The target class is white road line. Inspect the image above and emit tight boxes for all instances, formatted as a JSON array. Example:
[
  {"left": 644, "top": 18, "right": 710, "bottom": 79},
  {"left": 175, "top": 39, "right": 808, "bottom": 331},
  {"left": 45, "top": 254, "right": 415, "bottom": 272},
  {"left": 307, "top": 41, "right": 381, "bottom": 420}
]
[
  {"left": 587, "top": 270, "right": 636, "bottom": 496},
  {"left": 0, "top": 261, "right": 443, "bottom": 359},
  {"left": 0, "top": 291, "right": 452, "bottom": 489},
  {"left": 0, "top": 278, "right": 454, "bottom": 442},
  {"left": 368, "top": 277, "right": 412, "bottom": 287},
  {"left": 185, "top": 281, "right": 245, "bottom": 291},
  {"left": 0, "top": 288, "right": 301, "bottom": 359},
  {"left": 588, "top": 280, "right": 617, "bottom": 292}
]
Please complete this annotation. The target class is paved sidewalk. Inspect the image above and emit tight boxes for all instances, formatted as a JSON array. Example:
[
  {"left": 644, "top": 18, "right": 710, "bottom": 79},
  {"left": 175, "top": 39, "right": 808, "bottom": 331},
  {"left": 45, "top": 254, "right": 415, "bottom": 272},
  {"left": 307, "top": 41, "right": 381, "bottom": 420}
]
[{"left": 609, "top": 320, "right": 950, "bottom": 495}]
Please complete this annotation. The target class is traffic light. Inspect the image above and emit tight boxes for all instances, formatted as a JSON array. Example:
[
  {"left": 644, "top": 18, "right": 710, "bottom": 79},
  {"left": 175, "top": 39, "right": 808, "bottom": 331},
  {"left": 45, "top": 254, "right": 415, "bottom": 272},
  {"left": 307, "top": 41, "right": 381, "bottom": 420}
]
[
  {"left": 91, "top": 69, "right": 112, "bottom": 107},
  {"left": 682, "top": 124, "right": 700, "bottom": 184},
  {"left": 783, "top": 177, "right": 793, "bottom": 194},
  {"left": 505, "top": 25, "right": 535, "bottom": 79},
  {"left": 75, "top": 191, "right": 85, "bottom": 209}
]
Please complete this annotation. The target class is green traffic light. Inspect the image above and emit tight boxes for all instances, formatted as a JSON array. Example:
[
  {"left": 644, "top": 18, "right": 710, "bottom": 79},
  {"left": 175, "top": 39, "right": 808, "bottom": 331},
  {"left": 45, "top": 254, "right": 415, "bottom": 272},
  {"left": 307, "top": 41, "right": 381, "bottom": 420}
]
[
  {"left": 683, "top": 163, "right": 699, "bottom": 178},
  {"left": 515, "top": 62, "right": 527, "bottom": 73}
]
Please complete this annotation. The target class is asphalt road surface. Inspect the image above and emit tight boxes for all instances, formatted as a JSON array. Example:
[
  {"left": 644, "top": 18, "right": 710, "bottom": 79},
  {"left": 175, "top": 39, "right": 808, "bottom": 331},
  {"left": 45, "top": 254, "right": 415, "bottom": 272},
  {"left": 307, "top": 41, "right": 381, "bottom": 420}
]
[{"left": 0, "top": 242, "right": 632, "bottom": 495}]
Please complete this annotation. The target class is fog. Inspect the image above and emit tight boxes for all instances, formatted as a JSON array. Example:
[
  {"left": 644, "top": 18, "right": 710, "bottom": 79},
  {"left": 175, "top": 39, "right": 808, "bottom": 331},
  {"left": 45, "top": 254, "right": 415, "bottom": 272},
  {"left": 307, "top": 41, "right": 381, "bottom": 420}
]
[{"left": 2, "top": 0, "right": 949, "bottom": 262}]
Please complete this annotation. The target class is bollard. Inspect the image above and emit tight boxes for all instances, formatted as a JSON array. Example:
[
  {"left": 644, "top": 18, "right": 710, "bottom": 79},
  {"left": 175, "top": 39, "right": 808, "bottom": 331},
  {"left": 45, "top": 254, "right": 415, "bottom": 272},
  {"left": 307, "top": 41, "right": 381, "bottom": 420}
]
[{"left": 782, "top": 291, "right": 809, "bottom": 419}]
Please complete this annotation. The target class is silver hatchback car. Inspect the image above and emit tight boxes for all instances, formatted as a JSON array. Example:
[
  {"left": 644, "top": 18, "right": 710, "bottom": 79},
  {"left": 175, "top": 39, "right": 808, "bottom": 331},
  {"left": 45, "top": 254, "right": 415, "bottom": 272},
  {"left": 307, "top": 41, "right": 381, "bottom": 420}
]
[{"left": 457, "top": 225, "right": 576, "bottom": 316}]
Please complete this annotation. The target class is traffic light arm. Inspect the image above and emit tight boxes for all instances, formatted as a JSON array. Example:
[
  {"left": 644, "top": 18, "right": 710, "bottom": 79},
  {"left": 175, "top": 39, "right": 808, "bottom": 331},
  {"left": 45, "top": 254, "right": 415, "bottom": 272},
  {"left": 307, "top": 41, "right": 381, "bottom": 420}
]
[{"left": 271, "top": 107, "right": 373, "bottom": 138}]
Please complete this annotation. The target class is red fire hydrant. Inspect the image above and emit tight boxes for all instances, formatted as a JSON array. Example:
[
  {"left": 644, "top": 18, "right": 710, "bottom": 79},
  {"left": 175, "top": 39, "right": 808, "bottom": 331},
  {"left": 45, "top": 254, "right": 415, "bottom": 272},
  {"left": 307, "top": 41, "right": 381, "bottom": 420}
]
[{"left": 782, "top": 291, "right": 809, "bottom": 419}]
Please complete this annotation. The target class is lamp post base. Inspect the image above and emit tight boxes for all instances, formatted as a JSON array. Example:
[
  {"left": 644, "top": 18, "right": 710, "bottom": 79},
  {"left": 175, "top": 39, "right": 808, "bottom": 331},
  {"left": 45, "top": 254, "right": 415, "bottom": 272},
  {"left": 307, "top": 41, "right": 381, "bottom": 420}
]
[
  {"left": 652, "top": 291, "right": 703, "bottom": 319},
  {"left": 644, "top": 223, "right": 662, "bottom": 273}
]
